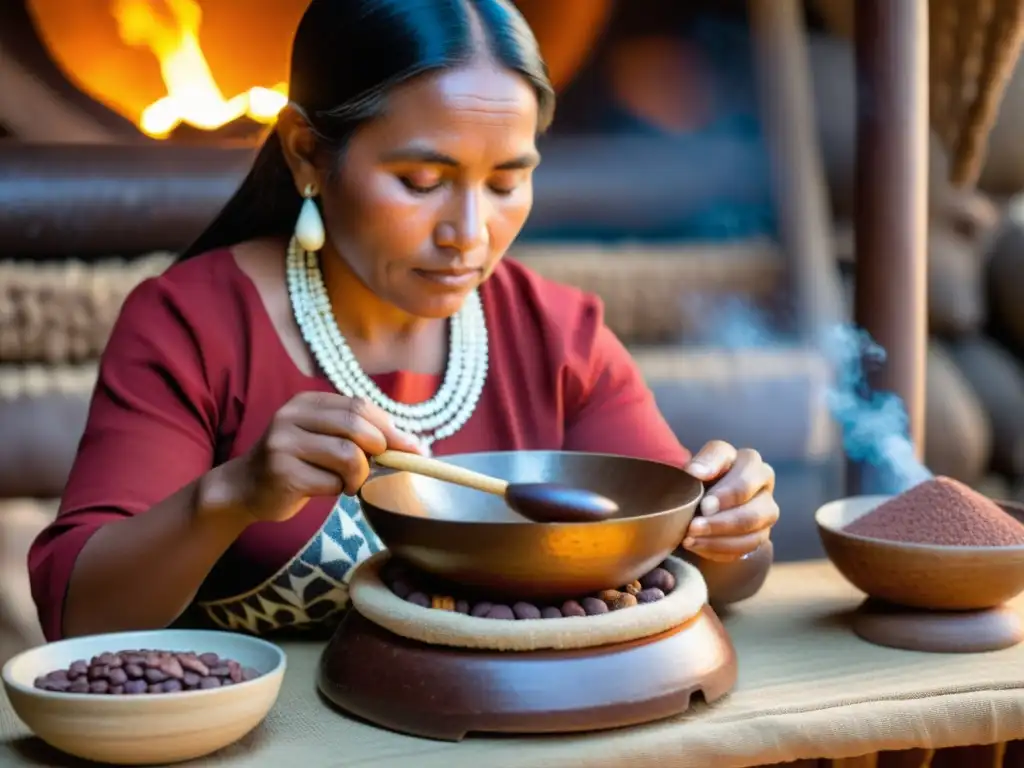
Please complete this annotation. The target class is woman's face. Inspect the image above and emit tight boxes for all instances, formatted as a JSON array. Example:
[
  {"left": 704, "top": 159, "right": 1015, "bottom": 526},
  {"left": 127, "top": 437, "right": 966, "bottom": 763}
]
[{"left": 290, "top": 61, "right": 541, "bottom": 320}]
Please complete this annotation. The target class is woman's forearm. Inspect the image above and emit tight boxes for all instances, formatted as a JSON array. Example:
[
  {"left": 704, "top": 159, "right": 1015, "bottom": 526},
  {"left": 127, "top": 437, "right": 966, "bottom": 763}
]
[{"left": 62, "top": 460, "right": 252, "bottom": 638}]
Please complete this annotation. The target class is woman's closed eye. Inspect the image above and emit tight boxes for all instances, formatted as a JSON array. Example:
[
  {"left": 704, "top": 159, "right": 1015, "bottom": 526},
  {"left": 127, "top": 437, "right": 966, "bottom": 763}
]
[
  {"left": 397, "top": 171, "right": 525, "bottom": 196},
  {"left": 399, "top": 173, "right": 443, "bottom": 194},
  {"left": 487, "top": 181, "right": 517, "bottom": 197},
  {"left": 487, "top": 171, "right": 527, "bottom": 197}
]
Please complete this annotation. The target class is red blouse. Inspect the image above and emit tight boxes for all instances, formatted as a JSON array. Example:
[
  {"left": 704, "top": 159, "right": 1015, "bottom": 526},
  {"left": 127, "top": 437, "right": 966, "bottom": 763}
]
[{"left": 28, "top": 249, "right": 690, "bottom": 641}]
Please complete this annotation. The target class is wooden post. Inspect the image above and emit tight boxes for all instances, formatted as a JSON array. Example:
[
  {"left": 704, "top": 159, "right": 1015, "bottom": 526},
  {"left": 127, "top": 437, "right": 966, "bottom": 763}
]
[
  {"left": 848, "top": 0, "right": 930, "bottom": 494},
  {"left": 747, "top": 0, "right": 845, "bottom": 339}
]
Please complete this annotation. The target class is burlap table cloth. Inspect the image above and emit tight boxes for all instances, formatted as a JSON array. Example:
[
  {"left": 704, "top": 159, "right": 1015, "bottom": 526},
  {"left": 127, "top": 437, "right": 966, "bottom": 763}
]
[{"left": 3, "top": 560, "right": 1024, "bottom": 768}]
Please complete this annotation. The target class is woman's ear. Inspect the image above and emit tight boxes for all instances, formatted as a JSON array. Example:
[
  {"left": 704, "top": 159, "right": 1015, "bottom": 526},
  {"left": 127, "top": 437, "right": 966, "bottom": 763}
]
[{"left": 277, "top": 106, "right": 320, "bottom": 193}]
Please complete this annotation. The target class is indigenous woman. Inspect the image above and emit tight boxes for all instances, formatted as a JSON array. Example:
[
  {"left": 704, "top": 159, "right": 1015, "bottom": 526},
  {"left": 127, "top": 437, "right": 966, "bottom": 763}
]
[{"left": 29, "top": 0, "right": 779, "bottom": 641}]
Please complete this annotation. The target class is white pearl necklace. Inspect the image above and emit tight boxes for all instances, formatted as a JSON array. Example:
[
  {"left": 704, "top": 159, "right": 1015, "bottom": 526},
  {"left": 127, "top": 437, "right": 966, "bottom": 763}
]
[{"left": 285, "top": 237, "right": 489, "bottom": 447}]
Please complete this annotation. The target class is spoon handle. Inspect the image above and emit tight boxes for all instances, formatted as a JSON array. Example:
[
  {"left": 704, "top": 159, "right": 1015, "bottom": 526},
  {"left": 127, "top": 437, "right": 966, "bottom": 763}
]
[{"left": 374, "top": 450, "right": 509, "bottom": 497}]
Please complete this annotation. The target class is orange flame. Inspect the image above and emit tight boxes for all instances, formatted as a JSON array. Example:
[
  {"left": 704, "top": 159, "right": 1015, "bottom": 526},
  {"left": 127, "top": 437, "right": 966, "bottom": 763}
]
[{"left": 111, "top": 0, "right": 288, "bottom": 138}]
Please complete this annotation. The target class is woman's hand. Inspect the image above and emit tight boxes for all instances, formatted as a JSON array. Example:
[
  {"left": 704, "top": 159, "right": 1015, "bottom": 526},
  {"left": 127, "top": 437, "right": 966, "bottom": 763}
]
[
  {"left": 681, "top": 440, "right": 779, "bottom": 562},
  {"left": 209, "top": 392, "right": 427, "bottom": 525}
]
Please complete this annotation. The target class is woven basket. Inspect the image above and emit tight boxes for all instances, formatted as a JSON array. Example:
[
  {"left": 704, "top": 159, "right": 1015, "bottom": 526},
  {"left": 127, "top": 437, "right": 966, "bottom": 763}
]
[
  {"left": 813, "top": 0, "right": 1024, "bottom": 187},
  {"left": 0, "top": 243, "right": 785, "bottom": 365},
  {"left": 0, "top": 254, "right": 173, "bottom": 365}
]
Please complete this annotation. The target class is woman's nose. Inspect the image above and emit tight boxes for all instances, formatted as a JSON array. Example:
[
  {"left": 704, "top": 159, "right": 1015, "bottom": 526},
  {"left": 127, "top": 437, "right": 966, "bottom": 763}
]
[{"left": 435, "top": 189, "right": 488, "bottom": 253}]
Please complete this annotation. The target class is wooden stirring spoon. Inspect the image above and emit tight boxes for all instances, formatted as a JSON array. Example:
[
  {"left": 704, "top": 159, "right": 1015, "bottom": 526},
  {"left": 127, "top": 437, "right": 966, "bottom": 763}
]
[{"left": 373, "top": 450, "right": 620, "bottom": 523}]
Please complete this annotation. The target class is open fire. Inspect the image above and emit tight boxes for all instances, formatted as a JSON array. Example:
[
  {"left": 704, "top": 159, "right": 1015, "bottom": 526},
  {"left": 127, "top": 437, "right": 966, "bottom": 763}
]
[
  {"left": 112, "top": 0, "right": 287, "bottom": 138},
  {"left": 24, "top": 0, "right": 303, "bottom": 142}
]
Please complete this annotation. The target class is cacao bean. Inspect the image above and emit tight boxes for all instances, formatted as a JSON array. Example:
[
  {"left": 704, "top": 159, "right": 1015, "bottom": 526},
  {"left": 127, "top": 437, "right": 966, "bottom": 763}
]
[
  {"left": 32, "top": 648, "right": 264, "bottom": 696},
  {"left": 512, "top": 602, "right": 541, "bottom": 620}
]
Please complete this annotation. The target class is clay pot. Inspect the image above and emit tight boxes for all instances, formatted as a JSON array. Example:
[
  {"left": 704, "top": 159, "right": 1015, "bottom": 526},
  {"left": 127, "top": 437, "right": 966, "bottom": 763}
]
[
  {"left": 977, "top": 473, "right": 1013, "bottom": 501},
  {"left": 948, "top": 336, "right": 1024, "bottom": 476},
  {"left": 924, "top": 341, "right": 993, "bottom": 486},
  {"left": 986, "top": 213, "right": 1024, "bottom": 356},
  {"left": 927, "top": 226, "right": 986, "bottom": 339},
  {"left": 837, "top": 224, "right": 986, "bottom": 339},
  {"left": 932, "top": 186, "right": 1002, "bottom": 244}
]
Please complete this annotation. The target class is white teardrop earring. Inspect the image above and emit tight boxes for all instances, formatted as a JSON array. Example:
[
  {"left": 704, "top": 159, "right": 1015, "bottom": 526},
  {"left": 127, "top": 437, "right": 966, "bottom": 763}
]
[{"left": 295, "top": 183, "right": 326, "bottom": 252}]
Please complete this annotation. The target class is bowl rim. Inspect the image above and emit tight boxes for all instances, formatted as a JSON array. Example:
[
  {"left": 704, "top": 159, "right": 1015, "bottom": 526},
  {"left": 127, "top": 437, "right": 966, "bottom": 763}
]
[
  {"left": 815, "top": 494, "right": 1024, "bottom": 554},
  {"left": 360, "top": 449, "right": 705, "bottom": 526},
  {"left": 2, "top": 628, "right": 287, "bottom": 702}
]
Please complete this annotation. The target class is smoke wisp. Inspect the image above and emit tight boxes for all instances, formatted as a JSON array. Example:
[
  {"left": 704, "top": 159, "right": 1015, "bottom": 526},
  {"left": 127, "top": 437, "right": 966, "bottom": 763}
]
[
  {"left": 683, "top": 294, "right": 931, "bottom": 494},
  {"left": 819, "top": 325, "right": 932, "bottom": 493}
]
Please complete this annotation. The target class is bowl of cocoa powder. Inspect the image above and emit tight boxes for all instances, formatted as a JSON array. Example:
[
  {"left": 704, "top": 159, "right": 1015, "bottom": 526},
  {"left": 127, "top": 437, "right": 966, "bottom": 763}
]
[
  {"left": 815, "top": 476, "right": 1024, "bottom": 610},
  {"left": 2, "top": 629, "right": 286, "bottom": 765}
]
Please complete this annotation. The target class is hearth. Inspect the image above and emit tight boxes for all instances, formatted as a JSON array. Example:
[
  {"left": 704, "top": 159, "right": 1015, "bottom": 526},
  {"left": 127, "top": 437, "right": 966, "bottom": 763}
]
[
  {"left": 1, "top": 0, "right": 302, "bottom": 145},
  {"left": 1, "top": 0, "right": 789, "bottom": 252}
]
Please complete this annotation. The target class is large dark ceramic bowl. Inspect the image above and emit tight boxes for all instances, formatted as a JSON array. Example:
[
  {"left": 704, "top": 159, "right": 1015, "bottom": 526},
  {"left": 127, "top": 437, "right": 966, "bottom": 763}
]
[{"left": 358, "top": 451, "right": 703, "bottom": 601}]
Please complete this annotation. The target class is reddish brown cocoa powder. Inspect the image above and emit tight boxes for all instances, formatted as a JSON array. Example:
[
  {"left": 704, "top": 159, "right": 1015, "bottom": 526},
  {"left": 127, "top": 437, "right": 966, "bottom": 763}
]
[{"left": 843, "top": 476, "right": 1024, "bottom": 547}]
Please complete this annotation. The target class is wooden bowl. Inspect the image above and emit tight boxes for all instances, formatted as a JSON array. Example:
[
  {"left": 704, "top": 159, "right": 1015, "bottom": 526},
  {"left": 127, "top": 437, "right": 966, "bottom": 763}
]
[
  {"left": 2, "top": 629, "right": 286, "bottom": 765},
  {"left": 816, "top": 496, "right": 1024, "bottom": 610},
  {"left": 360, "top": 450, "right": 703, "bottom": 601}
]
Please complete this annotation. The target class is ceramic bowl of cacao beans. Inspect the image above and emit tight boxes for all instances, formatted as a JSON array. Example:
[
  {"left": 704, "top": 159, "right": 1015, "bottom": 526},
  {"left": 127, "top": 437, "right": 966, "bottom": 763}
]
[{"left": 2, "top": 629, "right": 286, "bottom": 765}]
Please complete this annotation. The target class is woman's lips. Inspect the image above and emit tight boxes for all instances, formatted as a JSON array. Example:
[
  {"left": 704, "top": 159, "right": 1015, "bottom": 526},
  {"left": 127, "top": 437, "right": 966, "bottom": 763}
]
[{"left": 413, "top": 268, "right": 481, "bottom": 288}]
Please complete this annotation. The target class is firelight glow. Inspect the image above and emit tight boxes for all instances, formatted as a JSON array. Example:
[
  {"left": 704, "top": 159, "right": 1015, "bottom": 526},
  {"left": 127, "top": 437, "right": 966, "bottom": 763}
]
[{"left": 111, "top": 0, "right": 288, "bottom": 138}]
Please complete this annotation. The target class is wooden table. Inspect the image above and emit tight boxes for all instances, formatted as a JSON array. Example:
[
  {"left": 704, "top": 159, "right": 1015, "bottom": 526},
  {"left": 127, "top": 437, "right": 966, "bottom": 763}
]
[{"left": 3, "top": 561, "right": 1024, "bottom": 768}]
